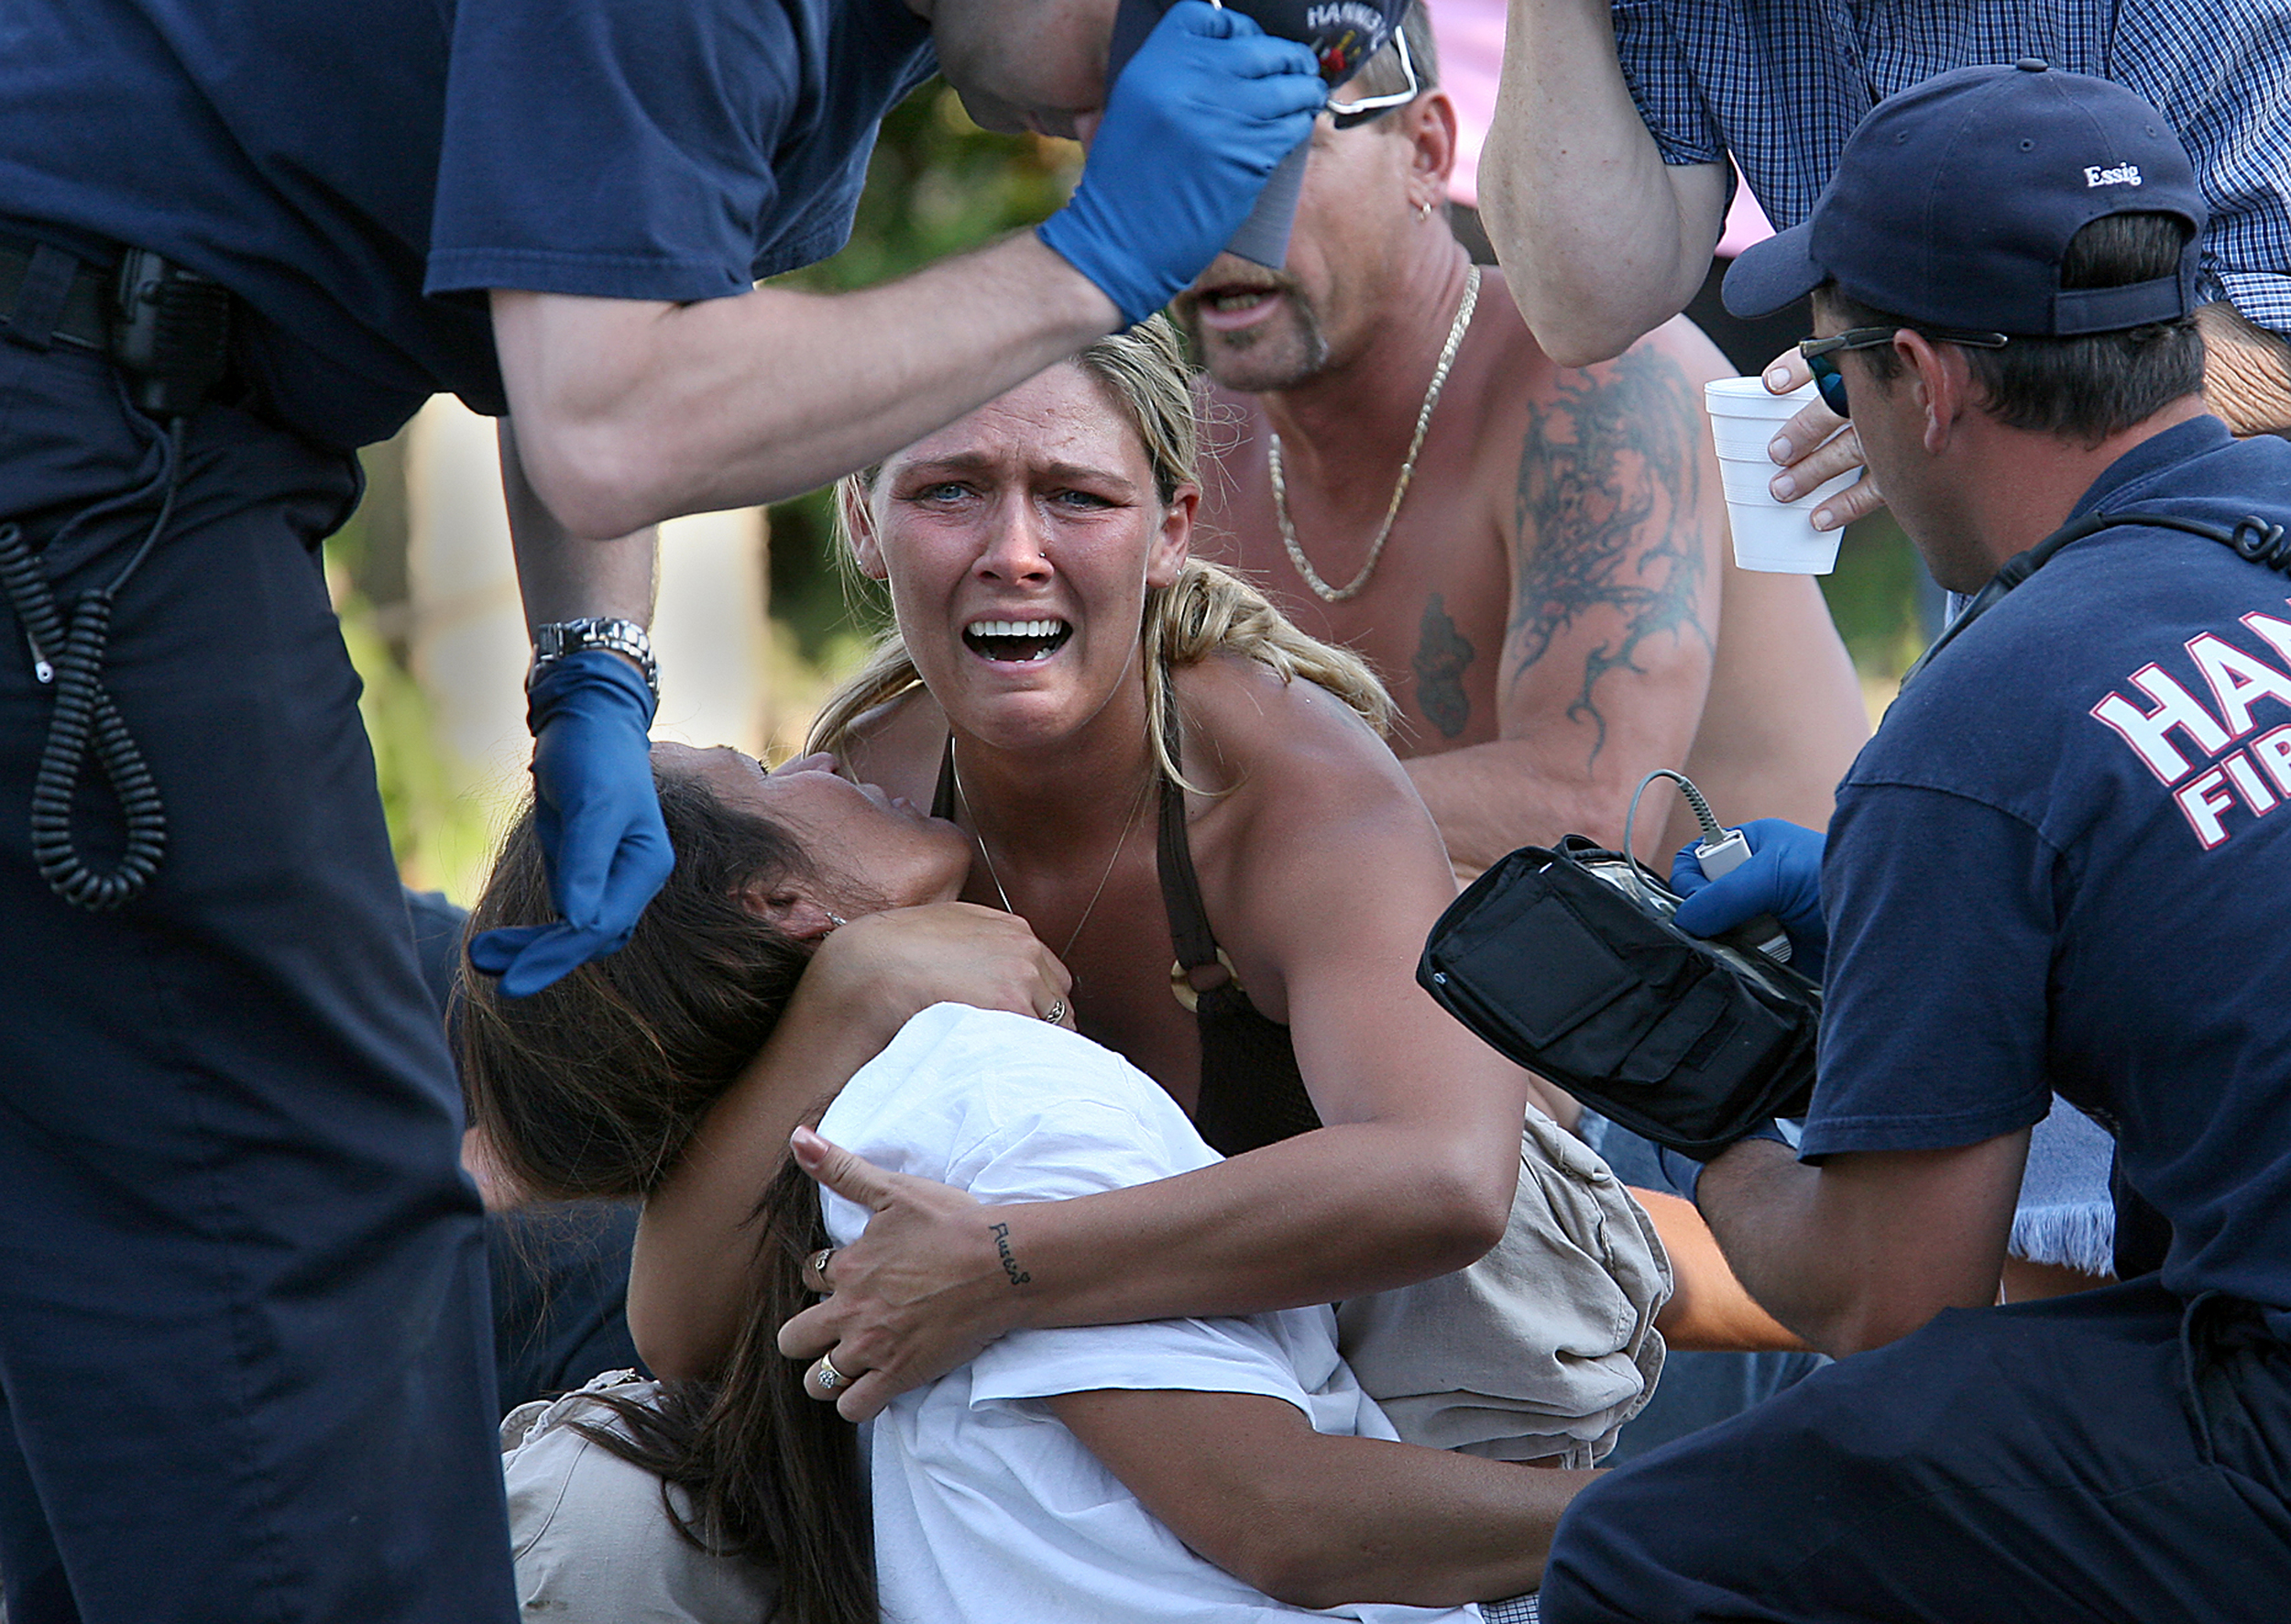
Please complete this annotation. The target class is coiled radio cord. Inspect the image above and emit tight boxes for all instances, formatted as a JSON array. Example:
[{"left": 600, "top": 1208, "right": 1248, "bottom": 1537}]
[{"left": 0, "top": 416, "right": 181, "bottom": 910}]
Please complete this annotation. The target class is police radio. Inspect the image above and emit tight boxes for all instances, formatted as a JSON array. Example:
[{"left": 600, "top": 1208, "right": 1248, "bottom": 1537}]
[{"left": 112, "top": 248, "right": 233, "bottom": 418}]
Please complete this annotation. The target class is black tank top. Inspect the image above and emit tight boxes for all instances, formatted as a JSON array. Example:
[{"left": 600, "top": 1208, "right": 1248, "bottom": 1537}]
[{"left": 930, "top": 722, "right": 1323, "bottom": 1158}]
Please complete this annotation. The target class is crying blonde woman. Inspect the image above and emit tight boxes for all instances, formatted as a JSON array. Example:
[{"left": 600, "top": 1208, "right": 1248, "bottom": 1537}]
[{"left": 464, "top": 318, "right": 1797, "bottom": 1623}]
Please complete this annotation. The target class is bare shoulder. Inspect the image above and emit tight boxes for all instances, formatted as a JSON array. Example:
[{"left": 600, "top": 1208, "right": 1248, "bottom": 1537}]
[
  {"left": 833, "top": 686, "right": 948, "bottom": 803},
  {"left": 1167, "top": 657, "right": 1459, "bottom": 1019},
  {"left": 1170, "top": 653, "right": 1453, "bottom": 915},
  {"left": 1638, "top": 311, "right": 1738, "bottom": 387},
  {"left": 1171, "top": 652, "right": 1420, "bottom": 810},
  {"left": 1456, "top": 266, "right": 1557, "bottom": 423},
  {"left": 1467, "top": 272, "right": 1723, "bottom": 469}
]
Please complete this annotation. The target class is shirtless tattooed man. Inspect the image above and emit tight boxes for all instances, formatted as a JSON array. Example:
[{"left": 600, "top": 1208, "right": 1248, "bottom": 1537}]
[{"left": 1178, "top": 13, "right": 1869, "bottom": 878}]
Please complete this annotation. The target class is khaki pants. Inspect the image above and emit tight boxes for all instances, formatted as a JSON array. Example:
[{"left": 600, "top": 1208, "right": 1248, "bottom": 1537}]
[{"left": 1337, "top": 1112, "right": 1672, "bottom": 1468}]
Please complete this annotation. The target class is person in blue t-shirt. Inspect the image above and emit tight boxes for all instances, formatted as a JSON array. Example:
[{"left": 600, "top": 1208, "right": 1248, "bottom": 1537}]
[
  {"left": 1537, "top": 65, "right": 2291, "bottom": 1623},
  {"left": 0, "top": 3, "right": 1351, "bottom": 1620}
]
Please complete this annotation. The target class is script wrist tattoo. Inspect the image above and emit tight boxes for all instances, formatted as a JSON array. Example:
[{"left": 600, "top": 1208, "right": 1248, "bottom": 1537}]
[
  {"left": 1510, "top": 348, "right": 1713, "bottom": 762},
  {"left": 990, "top": 1220, "right": 1031, "bottom": 1287}
]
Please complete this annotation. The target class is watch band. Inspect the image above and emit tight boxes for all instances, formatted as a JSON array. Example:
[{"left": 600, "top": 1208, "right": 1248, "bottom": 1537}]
[{"left": 529, "top": 617, "right": 660, "bottom": 704}]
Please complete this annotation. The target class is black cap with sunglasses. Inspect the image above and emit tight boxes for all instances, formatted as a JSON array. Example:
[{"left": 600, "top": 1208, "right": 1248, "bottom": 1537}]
[
  {"left": 1722, "top": 59, "right": 2209, "bottom": 416},
  {"left": 1110, "top": 0, "right": 1417, "bottom": 268}
]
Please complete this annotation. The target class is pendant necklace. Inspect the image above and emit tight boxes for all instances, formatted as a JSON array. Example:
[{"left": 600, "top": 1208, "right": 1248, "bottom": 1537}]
[
  {"left": 950, "top": 741, "right": 1157, "bottom": 977},
  {"left": 1270, "top": 263, "right": 1480, "bottom": 604}
]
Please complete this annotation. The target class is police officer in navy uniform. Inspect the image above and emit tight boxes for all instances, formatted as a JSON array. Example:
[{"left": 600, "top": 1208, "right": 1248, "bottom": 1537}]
[
  {"left": 0, "top": 1, "right": 1336, "bottom": 1619},
  {"left": 1539, "top": 64, "right": 2291, "bottom": 1622}
]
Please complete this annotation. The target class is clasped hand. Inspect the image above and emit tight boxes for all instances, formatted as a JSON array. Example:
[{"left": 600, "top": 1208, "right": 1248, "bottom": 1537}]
[
  {"left": 772, "top": 898, "right": 1073, "bottom": 1421},
  {"left": 1759, "top": 347, "right": 1886, "bottom": 533}
]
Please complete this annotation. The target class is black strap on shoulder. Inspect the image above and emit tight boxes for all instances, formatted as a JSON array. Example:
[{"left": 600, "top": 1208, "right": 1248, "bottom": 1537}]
[
  {"left": 1154, "top": 691, "right": 1222, "bottom": 971},
  {"left": 930, "top": 731, "right": 958, "bottom": 821},
  {"left": 1902, "top": 509, "right": 2291, "bottom": 688}
]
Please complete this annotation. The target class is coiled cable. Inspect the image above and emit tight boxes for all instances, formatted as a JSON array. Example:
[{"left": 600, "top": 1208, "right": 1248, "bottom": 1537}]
[{"left": 0, "top": 415, "right": 180, "bottom": 910}]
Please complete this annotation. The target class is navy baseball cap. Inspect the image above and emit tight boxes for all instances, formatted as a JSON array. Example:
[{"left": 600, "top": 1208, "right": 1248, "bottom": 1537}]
[
  {"left": 1109, "top": 0, "right": 1413, "bottom": 267},
  {"left": 1725, "top": 60, "right": 2207, "bottom": 335}
]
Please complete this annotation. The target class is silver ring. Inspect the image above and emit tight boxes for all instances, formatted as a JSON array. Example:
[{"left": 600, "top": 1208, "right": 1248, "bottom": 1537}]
[
  {"left": 1043, "top": 998, "right": 1066, "bottom": 1026},
  {"left": 809, "top": 1247, "right": 835, "bottom": 1284},
  {"left": 817, "top": 1354, "right": 849, "bottom": 1392}
]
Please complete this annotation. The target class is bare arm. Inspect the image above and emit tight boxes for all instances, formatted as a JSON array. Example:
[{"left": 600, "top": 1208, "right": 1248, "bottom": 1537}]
[
  {"left": 2198, "top": 302, "right": 2291, "bottom": 437},
  {"left": 1631, "top": 1187, "right": 1807, "bottom": 1352},
  {"left": 629, "top": 904, "right": 1072, "bottom": 1378},
  {"left": 499, "top": 416, "right": 656, "bottom": 629},
  {"left": 1408, "top": 333, "right": 1722, "bottom": 872},
  {"left": 1479, "top": 0, "right": 1729, "bottom": 365},
  {"left": 773, "top": 679, "right": 1540, "bottom": 1418},
  {"left": 1694, "top": 1130, "right": 2031, "bottom": 1355},
  {"left": 490, "top": 232, "right": 1119, "bottom": 538},
  {"left": 1052, "top": 1387, "right": 1595, "bottom": 1608}
]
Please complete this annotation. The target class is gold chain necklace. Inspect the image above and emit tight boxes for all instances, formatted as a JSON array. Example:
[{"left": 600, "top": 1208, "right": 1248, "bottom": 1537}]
[
  {"left": 1269, "top": 263, "right": 1480, "bottom": 605},
  {"left": 950, "top": 741, "right": 1156, "bottom": 966}
]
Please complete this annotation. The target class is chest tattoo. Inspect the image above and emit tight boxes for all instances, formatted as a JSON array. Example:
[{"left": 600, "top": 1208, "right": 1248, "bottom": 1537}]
[{"left": 1412, "top": 591, "right": 1477, "bottom": 739}]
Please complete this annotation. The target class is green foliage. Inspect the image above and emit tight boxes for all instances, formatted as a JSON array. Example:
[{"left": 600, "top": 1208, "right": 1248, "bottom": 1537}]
[
  {"left": 1819, "top": 510, "right": 1937, "bottom": 683},
  {"left": 783, "top": 83, "right": 1077, "bottom": 294},
  {"left": 327, "top": 481, "right": 502, "bottom": 901}
]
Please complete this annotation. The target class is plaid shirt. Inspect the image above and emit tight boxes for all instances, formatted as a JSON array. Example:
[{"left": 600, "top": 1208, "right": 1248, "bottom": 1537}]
[{"left": 1612, "top": 0, "right": 2291, "bottom": 335}]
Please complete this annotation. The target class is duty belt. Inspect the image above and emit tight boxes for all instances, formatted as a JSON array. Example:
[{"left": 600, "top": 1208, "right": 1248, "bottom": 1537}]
[{"left": 0, "top": 234, "right": 115, "bottom": 354}]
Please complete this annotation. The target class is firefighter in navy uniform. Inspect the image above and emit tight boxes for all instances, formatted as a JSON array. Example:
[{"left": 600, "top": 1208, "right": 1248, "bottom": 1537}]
[
  {"left": 1542, "top": 64, "right": 2291, "bottom": 1624},
  {"left": 0, "top": 2, "right": 1331, "bottom": 1619}
]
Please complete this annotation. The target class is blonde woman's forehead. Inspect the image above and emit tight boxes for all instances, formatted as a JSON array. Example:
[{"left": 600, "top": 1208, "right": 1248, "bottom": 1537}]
[{"left": 884, "top": 363, "right": 1150, "bottom": 482}]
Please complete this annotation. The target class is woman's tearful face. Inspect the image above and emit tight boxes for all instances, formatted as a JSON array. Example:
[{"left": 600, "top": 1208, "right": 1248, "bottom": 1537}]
[{"left": 850, "top": 361, "right": 1193, "bottom": 754}]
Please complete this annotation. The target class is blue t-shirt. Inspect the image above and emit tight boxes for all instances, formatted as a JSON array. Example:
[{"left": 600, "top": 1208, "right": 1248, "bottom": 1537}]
[
  {"left": 1803, "top": 417, "right": 2291, "bottom": 1334},
  {"left": 0, "top": 0, "right": 935, "bottom": 447}
]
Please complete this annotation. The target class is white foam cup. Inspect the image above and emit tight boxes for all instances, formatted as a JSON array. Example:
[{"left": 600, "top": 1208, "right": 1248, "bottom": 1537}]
[
  {"left": 1708, "top": 415, "right": 1791, "bottom": 459},
  {"left": 1705, "top": 377, "right": 1853, "bottom": 574}
]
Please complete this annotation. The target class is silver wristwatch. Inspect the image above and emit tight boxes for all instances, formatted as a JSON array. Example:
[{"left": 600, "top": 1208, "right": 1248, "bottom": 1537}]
[{"left": 528, "top": 617, "right": 661, "bottom": 704}]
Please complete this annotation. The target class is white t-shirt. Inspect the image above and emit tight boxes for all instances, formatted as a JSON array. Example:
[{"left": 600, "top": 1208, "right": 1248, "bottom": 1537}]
[{"left": 819, "top": 1003, "right": 1481, "bottom": 1624}]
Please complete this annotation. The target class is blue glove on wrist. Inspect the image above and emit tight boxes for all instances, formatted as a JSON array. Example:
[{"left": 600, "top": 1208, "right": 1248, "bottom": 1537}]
[
  {"left": 1038, "top": 1, "right": 1324, "bottom": 325},
  {"left": 468, "top": 650, "right": 673, "bottom": 998},
  {"left": 1670, "top": 817, "right": 1829, "bottom": 980}
]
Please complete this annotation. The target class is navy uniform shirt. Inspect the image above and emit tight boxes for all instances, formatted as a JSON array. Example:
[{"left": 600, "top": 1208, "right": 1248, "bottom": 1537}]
[
  {"left": 0, "top": 0, "right": 936, "bottom": 447},
  {"left": 1802, "top": 417, "right": 2291, "bottom": 1336}
]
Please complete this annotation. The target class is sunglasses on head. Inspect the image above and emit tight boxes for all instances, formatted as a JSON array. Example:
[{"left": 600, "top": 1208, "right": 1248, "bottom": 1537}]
[{"left": 1797, "top": 325, "right": 2010, "bottom": 417}]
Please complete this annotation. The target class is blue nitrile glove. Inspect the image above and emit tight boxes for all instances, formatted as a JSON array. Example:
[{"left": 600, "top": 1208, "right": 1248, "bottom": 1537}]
[
  {"left": 1037, "top": 1, "right": 1324, "bottom": 325},
  {"left": 468, "top": 650, "right": 672, "bottom": 997},
  {"left": 1670, "top": 817, "right": 1828, "bottom": 980}
]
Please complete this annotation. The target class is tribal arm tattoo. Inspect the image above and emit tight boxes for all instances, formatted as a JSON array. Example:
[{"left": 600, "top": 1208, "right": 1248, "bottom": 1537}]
[{"left": 1509, "top": 346, "right": 1714, "bottom": 763}]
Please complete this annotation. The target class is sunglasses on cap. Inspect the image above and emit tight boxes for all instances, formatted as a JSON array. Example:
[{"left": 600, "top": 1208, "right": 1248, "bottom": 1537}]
[
  {"left": 1798, "top": 324, "right": 2010, "bottom": 417},
  {"left": 1324, "top": 22, "right": 1420, "bottom": 129}
]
